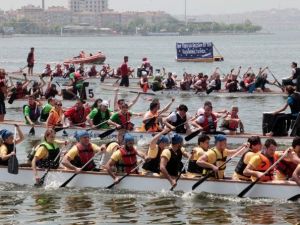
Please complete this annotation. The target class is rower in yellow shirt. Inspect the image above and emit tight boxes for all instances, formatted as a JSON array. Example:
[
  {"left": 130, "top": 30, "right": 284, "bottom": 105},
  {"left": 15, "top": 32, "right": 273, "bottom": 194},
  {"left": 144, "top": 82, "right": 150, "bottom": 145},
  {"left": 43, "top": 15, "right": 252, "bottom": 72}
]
[
  {"left": 186, "top": 134, "right": 210, "bottom": 176},
  {"left": 232, "top": 136, "right": 262, "bottom": 181},
  {"left": 197, "top": 134, "right": 249, "bottom": 179}
]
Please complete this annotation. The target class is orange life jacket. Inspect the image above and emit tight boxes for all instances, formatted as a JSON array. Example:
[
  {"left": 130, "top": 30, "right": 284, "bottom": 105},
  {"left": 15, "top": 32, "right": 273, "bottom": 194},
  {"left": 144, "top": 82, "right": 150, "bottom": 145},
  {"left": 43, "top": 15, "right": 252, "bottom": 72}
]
[
  {"left": 142, "top": 111, "right": 159, "bottom": 132},
  {"left": 255, "top": 153, "right": 278, "bottom": 181},
  {"left": 47, "top": 108, "right": 62, "bottom": 127}
]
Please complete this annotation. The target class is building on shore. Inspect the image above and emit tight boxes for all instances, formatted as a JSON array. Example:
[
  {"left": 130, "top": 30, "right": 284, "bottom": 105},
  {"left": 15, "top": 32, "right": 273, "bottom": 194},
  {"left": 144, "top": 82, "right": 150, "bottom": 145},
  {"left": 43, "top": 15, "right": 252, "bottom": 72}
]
[{"left": 70, "top": 0, "right": 108, "bottom": 13}]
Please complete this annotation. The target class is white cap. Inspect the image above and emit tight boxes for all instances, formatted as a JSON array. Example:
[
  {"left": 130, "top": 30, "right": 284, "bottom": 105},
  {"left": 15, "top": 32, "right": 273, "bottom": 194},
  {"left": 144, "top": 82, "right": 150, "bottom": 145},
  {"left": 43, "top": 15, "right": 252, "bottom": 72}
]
[
  {"left": 142, "top": 71, "right": 147, "bottom": 76},
  {"left": 172, "top": 72, "right": 177, "bottom": 76},
  {"left": 101, "top": 100, "right": 109, "bottom": 107}
]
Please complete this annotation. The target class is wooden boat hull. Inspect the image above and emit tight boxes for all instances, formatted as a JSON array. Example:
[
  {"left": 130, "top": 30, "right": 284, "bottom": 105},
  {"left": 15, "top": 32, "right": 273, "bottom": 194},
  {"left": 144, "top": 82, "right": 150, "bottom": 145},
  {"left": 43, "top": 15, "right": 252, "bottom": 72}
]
[
  {"left": 0, "top": 120, "right": 295, "bottom": 145},
  {"left": 63, "top": 52, "right": 106, "bottom": 65},
  {"left": 176, "top": 55, "right": 224, "bottom": 62},
  {"left": 0, "top": 166, "right": 299, "bottom": 200}
]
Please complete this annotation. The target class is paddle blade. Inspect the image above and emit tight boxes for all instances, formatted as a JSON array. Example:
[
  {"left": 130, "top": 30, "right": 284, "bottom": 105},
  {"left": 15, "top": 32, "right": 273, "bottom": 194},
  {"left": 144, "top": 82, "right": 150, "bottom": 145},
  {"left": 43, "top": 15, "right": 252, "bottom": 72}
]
[
  {"left": 8, "top": 92, "right": 17, "bottom": 104},
  {"left": 54, "top": 127, "right": 64, "bottom": 132},
  {"left": 29, "top": 127, "right": 35, "bottom": 136},
  {"left": 288, "top": 194, "right": 300, "bottom": 201},
  {"left": 8, "top": 155, "right": 19, "bottom": 174},
  {"left": 60, "top": 173, "right": 77, "bottom": 187},
  {"left": 98, "top": 128, "right": 116, "bottom": 139},
  {"left": 185, "top": 130, "right": 201, "bottom": 142},
  {"left": 237, "top": 181, "right": 257, "bottom": 198}
]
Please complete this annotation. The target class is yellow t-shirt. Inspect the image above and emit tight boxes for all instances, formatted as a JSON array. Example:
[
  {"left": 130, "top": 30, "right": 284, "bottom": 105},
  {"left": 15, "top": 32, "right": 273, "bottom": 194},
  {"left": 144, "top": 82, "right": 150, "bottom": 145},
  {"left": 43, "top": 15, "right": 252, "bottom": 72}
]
[
  {"left": 0, "top": 145, "right": 9, "bottom": 157},
  {"left": 191, "top": 147, "right": 206, "bottom": 161},
  {"left": 161, "top": 147, "right": 187, "bottom": 161},
  {"left": 66, "top": 143, "right": 100, "bottom": 160},
  {"left": 34, "top": 146, "right": 48, "bottom": 160}
]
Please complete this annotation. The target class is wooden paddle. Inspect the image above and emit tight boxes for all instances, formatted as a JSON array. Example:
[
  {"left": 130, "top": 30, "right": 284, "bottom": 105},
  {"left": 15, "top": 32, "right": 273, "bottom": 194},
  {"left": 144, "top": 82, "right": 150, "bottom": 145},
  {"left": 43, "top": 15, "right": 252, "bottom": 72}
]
[
  {"left": 60, "top": 151, "right": 101, "bottom": 188},
  {"left": 106, "top": 160, "right": 145, "bottom": 189},
  {"left": 34, "top": 143, "right": 70, "bottom": 187},
  {"left": 87, "top": 120, "right": 109, "bottom": 131},
  {"left": 8, "top": 127, "right": 18, "bottom": 175},
  {"left": 267, "top": 68, "right": 284, "bottom": 92},
  {"left": 192, "top": 146, "right": 248, "bottom": 191},
  {"left": 288, "top": 194, "right": 300, "bottom": 201},
  {"left": 29, "top": 126, "right": 35, "bottom": 136},
  {"left": 237, "top": 149, "right": 289, "bottom": 198}
]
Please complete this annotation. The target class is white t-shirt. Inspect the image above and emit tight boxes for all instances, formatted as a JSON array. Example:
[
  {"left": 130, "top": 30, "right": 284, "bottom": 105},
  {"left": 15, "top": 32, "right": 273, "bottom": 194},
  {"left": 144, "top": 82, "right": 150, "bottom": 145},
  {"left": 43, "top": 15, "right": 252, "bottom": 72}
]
[{"left": 166, "top": 111, "right": 190, "bottom": 123}]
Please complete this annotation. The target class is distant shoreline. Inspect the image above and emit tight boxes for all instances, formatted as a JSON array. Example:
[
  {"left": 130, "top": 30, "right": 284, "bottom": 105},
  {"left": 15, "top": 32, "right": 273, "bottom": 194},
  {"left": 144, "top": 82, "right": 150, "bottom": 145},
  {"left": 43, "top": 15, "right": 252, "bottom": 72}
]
[{"left": 1, "top": 32, "right": 273, "bottom": 38}]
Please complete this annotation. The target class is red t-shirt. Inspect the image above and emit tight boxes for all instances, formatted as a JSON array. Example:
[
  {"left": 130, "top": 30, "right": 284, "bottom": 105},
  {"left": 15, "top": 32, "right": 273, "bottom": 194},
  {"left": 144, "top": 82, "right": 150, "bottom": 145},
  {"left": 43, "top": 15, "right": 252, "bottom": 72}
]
[
  {"left": 120, "top": 62, "right": 129, "bottom": 77},
  {"left": 64, "top": 106, "right": 90, "bottom": 127}
]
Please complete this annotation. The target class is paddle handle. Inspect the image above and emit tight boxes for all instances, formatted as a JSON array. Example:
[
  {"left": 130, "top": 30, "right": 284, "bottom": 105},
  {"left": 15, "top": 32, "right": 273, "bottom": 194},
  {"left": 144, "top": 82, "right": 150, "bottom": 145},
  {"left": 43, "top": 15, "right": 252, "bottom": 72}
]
[{"left": 238, "top": 149, "right": 289, "bottom": 198}]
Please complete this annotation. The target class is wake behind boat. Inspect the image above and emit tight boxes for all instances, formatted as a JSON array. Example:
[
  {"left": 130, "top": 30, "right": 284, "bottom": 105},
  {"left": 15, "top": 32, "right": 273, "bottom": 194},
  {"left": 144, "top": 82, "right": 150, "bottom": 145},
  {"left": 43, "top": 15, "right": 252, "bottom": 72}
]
[{"left": 0, "top": 166, "right": 299, "bottom": 200}]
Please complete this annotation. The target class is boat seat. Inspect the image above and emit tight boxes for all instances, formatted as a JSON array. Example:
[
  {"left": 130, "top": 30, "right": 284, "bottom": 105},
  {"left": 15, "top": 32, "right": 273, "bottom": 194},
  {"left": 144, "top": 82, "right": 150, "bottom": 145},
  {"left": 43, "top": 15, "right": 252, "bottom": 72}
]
[{"left": 290, "top": 113, "right": 300, "bottom": 136}]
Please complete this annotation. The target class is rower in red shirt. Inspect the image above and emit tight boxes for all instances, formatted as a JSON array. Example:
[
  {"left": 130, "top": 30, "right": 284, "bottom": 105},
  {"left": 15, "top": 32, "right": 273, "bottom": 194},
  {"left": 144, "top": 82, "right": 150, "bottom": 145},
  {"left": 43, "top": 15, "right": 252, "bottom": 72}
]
[{"left": 120, "top": 56, "right": 134, "bottom": 87}]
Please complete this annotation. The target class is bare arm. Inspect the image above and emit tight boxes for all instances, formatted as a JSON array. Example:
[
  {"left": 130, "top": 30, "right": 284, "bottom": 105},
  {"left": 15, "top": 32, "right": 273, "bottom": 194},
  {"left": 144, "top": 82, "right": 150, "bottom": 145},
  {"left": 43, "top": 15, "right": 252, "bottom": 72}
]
[
  {"left": 243, "top": 164, "right": 263, "bottom": 179},
  {"left": 62, "top": 155, "right": 80, "bottom": 172},
  {"left": 104, "top": 159, "right": 118, "bottom": 182},
  {"left": 15, "top": 125, "right": 24, "bottom": 144},
  {"left": 160, "top": 156, "right": 175, "bottom": 185},
  {"left": 273, "top": 103, "right": 289, "bottom": 114},
  {"left": 149, "top": 128, "right": 170, "bottom": 150},
  {"left": 196, "top": 154, "right": 218, "bottom": 172},
  {"left": 128, "top": 93, "right": 141, "bottom": 109},
  {"left": 113, "top": 89, "right": 119, "bottom": 111},
  {"left": 158, "top": 98, "right": 175, "bottom": 114},
  {"left": 292, "top": 164, "right": 300, "bottom": 186}
]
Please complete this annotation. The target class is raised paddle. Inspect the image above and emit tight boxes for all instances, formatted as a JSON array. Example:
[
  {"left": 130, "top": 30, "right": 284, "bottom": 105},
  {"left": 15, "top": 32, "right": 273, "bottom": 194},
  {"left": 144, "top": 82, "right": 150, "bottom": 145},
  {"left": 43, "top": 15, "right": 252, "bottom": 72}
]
[
  {"left": 192, "top": 146, "right": 248, "bottom": 191},
  {"left": 237, "top": 149, "right": 289, "bottom": 198},
  {"left": 267, "top": 68, "right": 284, "bottom": 92},
  {"left": 60, "top": 151, "right": 101, "bottom": 188},
  {"left": 34, "top": 143, "right": 70, "bottom": 187},
  {"left": 86, "top": 120, "right": 110, "bottom": 131},
  {"left": 106, "top": 160, "right": 145, "bottom": 189},
  {"left": 8, "top": 127, "right": 19, "bottom": 175}
]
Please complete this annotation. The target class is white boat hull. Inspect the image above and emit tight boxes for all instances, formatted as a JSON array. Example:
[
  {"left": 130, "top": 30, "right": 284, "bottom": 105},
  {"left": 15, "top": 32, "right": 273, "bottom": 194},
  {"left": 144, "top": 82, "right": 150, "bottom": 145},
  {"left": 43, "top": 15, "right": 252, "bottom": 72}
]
[
  {"left": 0, "top": 166, "right": 299, "bottom": 200},
  {"left": 0, "top": 120, "right": 295, "bottom": 145}
]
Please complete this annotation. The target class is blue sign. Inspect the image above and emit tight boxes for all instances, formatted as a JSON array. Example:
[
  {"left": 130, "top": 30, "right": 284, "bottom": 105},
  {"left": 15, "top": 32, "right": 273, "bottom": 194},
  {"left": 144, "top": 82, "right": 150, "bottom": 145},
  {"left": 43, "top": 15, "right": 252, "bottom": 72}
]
[{"left": 176, "top": 42, "right": 214, "bottom": 59}]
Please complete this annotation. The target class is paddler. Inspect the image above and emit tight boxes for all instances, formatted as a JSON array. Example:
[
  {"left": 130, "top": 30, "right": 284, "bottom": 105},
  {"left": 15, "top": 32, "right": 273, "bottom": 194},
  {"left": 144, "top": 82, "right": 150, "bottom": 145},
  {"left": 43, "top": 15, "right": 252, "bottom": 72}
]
[
  {"left": 160, "top": 134, "right": 190, "bottom": 187},
  {"left": 163, "top": 104, "right": 191, "bottom": 134},
  {"left": 275, "top": 137, "right": 300, "bottom": 181},
  {"left": 220, "top": 106, "right": 244, "bottom": 134},
  {"left": 41, "top": 64, "right": 52, "bottom": 77},
  {"left": 62, "top": 130, "right": 105, "bottom": 172},
  {"left": 232, "top": 136, "right": 262, "bottom": 181},
  {"left": 46, "top": 100, "right": 64, "bottom": 128},
  {"left": 266, "top": 86, "right": 300, "bottom": 136},
  {"left": 52, "top": 64, "right": 63, "bottom": 77},
  {"left": 105, "top": 133, "right": 146, "bottom": 183},
  {"left": 0, "top": 125, "right": 24, "bottom": 166},
  {"left": 196, "top": 134, "right": 249, "bottom": 179},
  {"left": 119, "top": 56, "right": 134, "bottom": 87},
  {"left": 108, "top": 103, "right": 143, "bottom": 144},
  {"left": 243, "top": 138, "right": 282, "bottom": 181},
  {"left": 163, "top": 72, "right": 177, "bottom": 89},
  {"left": 31, "top": 129, "right": 66, "bottom": 182},
  {"left": 0, "top": 69, "right": 7, "bottom": 122},
  {"left": 44, "top": 82, "right": 62, "bottom": 99},
  {"left": 99, "top": 141, "right": 120, "bottom": 169},
  {"left": 87, "top": 100, "right": 112, "bottom": 129},
  {"left": 142, "top": 128, "right": 170, "bottom": 174},
  {"left": 28, "top": 77, "right": 46, "bottom": 99},
  {"left": 187, "top": 134, "right": 210, "bottom": 176},
  {"left": 283, "top": 62, "right": 300, "bottom": 91},
  {"left": 88, "top": 65, "right": 98, "bottom": 77},
  {"left": 141, "top": 98, "right": 175, "bottom": 132},
  {"left": 113, "top": 88, "right": 140, "bottom": 111},
  {"left": 8, "top": 79, "right": 29, "bottom": 101},
  {"left": 27, "top": 47, "right": 34, "bottom": 75},
  {"left": 64, "top": 98, "right": 90, "bottom": 127},
  {"left": 23, "top": 95, "right": 41, "bottom": 126},
  {"left": 192, "top": 104, "right": 225, "bottom": 135},
  {"left": 40, "top": 97, "right": 55, "bottom": 122},
  {"left": 139, "top": 71, "right": 149, "bottom": 92}
]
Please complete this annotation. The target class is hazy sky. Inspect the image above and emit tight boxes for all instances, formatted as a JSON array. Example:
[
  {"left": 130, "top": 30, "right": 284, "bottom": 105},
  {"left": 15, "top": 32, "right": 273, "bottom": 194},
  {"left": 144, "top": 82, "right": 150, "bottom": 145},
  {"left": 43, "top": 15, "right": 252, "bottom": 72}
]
[{"left": 1, "top": 0, "right": 300, "bottom": 14}]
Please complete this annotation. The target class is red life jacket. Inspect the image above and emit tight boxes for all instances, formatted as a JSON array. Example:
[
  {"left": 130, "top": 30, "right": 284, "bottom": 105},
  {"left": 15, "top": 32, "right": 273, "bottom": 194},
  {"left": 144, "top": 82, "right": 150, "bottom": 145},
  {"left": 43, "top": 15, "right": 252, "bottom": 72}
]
[
  {"left": 199, "top": 113, "right": 217, "bottom": 132},
  {"left": 16, "top": 86, "right": 26, "bottom": 99},
  {"left": 118, "top": 146, "right": 137, "bottom": 173},
  {"left": 74, "top": 72, "right": 83, "bottom": 82},
  {"left": 229, "top": 114, "right": 239, "bottom": 130},
  {"left": 276, "top": 159, "right": 298, "bottom": 179},
  {"left": 119, "top": 112, "right": 134, "bottom": 130},
  {"left": 76, "top": 143, "right": 95, "bottom": 170}
]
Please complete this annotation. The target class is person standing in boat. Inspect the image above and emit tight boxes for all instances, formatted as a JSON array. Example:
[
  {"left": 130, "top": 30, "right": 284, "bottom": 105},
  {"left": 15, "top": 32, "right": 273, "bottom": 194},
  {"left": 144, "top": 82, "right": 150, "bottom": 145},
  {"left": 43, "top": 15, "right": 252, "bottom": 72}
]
[
  {"left": 0, "top": 125, "right": 24, "bottom": 166},
  {"left": 283, "top": 62, "right": 300, "bottom": 91},
  {"left": 187, "top": 134, "right": 210, "bottom": 176},
  {"left": 62, "top": 131, "right": 105, "bottom": 172},
  {"left": 86, "top": 100, "right": 112, "bottom": 129},
  {"left": 232, "top": 136, "right": 262, "bottom": 181},
  {"left": 244, "top": 138, "right": 281, "bottom": 182},
  {"left": 196, "top": 134, "right": 249, "bottom": 179},
  {"left": 160, "top": 134, "right": 190, "bottom": 187},
  {"left": 23, "top": 95, "right": 41, "bottom": 127},
  {"left": 119, "top": 56, "right": 134, "bottom": 87},
  {"left": 108, "top": 103, "right": 143, "bottom": 144},
  {"left": 113, "top": 88, "right": 140, "bottom": 112},
  {"left": 27, "top": 47, "right": 34, "bottom": 75},
  {"left": 163, "top": 104, "right": 191, "bottom": 134},
  {"left": 31, "top": 129, "right": 66, "bottom": 182},
  {"left": 266, "top": 86, "right": 300, "bottom": 136},
  {"left": 46, "top": 100, "right": 64, "bottom": 128},
  {"left": 40, "top": 97, "right": 55, "bottom": 122},
  {"left": 141, "top": 98, "right": 175, "bottom": 132},
  {"left": 105, "top": 133, "right": 146, "bottom": 183},
  {"left": 142, "top": 128, "right": 171, "bottom": 174},
  {"left": 64, "top": 98, "right": 90, "bottom": 128},
  {"left": 0, "top": 69, "right": 7, "bottom": 122}
]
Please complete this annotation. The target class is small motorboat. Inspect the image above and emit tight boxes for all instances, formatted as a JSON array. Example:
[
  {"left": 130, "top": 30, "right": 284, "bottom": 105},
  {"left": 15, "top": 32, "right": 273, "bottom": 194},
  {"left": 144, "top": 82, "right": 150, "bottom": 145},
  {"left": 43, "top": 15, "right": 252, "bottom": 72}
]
[{"left": 64, "top": 52, "right": 106, "bottom": 65}]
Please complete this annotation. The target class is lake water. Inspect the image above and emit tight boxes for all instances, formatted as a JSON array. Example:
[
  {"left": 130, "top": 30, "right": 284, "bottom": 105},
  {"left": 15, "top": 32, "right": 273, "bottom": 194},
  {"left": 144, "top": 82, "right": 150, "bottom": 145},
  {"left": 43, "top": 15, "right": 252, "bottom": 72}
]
[{"left": 0, "top": 32, "right": 300, "bottom": 224}]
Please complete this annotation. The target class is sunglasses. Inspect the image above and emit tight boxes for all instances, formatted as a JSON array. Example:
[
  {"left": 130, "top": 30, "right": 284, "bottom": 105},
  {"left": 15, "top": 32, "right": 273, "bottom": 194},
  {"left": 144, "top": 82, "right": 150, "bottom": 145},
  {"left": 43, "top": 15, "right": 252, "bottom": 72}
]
[{"left": 56, "top": 104, "right": 62, "bottom": 106}]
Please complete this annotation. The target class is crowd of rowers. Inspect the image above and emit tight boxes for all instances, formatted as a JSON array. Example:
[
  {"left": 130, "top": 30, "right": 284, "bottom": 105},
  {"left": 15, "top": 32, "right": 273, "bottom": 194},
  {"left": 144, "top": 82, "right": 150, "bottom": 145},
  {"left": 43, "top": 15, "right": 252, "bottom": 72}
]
[{"left": 1, "top": 123, "right": 300, "bottom": 189}]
